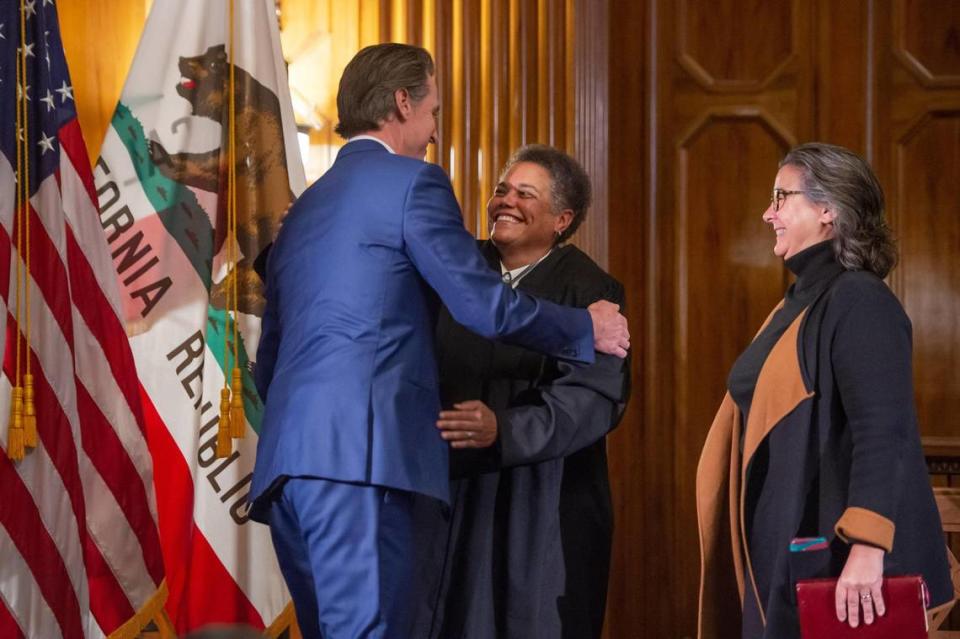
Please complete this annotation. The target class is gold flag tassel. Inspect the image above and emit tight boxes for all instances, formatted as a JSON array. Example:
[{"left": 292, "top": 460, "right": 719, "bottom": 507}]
[
  {"left": 215, "top": 251, "right": 233, "bottom": 457},
  {"left": 227, "top": 0, "right": 245, "bottom": 441},
  {"left": 23, "top": 374, "right": 37, "bottom": 448},
  {"left": 8, "top": 388, "right": 24, "bottom": 461},
  {"left": 21, "top": 0, "right": 36, "bottom": 450},
  {"left": 230, "top": 369, "right": 245, "bottom": 438},
  {"left": 8, "top": 0, "right": 29, "bottom": 461},
  {"left": 216, "top": 386, "right": 233, "bottom": 458},
  {"left": 216, "top": 0, "right": 239, "bottom": 458}
]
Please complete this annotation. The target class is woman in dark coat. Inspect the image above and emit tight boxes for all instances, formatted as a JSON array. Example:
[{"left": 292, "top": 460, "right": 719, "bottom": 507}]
[
  {"left": 696, "top": 142, "right": 953, "bottom": 639},
  {"left": 412, "top": 145, "right": 629, "bottom": 639}
]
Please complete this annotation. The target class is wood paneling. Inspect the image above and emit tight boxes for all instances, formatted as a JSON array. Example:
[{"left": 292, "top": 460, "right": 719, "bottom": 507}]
[
  {"left": 607, "top": 0, "right": 960, "bottom": 636},
  {"left": 605, "top": 0, "right": 648, "bottom": 635},
  {"left": 278, "top": 0, "right": 593, "bottom": 253},
  {"left": 56, "top": 1, "right": 149, "bottom": 164},
  {"left": 678, "top": 0, "right": 793, "bottom": 90},
  {"left": 895, "top": 111, "right": 960, "bottom": 436},
  {"left": 875, "top": 0, "right": 960, "bottom": 439},
  {"left": 897, "top": 0, "right": 960, "bottom": 86},
  {"left": 609, "top": 2, "right": 814, "bottom": 635},
  {"left": 573, "top": 0, "right": 609, "bottom": 267}
]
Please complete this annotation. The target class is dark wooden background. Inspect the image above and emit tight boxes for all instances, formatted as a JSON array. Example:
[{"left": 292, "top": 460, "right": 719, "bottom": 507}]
[{"left": 61, "top": 0, "right": 960, "bottom": 636}]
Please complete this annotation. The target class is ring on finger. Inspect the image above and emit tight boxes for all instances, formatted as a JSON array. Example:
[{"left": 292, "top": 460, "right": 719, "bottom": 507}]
[{"left": 860, "top": 593, "right": 872, "bottom": 602}]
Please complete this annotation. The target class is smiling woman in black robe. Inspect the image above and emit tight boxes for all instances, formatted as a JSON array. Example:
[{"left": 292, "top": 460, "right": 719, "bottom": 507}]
[{"left": 411, "top": 145, "right": 629, "bottom": 639}]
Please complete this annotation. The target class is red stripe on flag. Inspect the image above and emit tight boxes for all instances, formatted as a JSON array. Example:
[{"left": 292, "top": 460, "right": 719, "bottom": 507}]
[
  {"left": 59, "top": 120, "right": 100, "bottom": 208},
  {"left": 0, "top": 205, "right": 11, "bottom": 306},
  {"left": 64, "top": 228, "right": 147, "bottom": 438},
  {"left": 4, "top": 314, "right": 139, "bottom": 634},
  {"left": 0, "top": 453, "right": 84, "bottom": 639},
  {"left": 75, "top": 381, "right": 165, "bottom": 584},
  {"left": 6, "top": 188, "right": 166, "bottom": 591},
  {"left": 63, "top": 107, "right": 168, "bottom": 589},
  {"left": 82, "top": 517, "right": 137, "bottom": 632},
  {"left": 139, "top": 388, "right": 266, "bottom": 632},
  {"left": 61, "top": 123, "right": 150, "bottom": 444},
  {"left": 11, "top": 204, "right": 74, "bottom": 343},
  {"left": 0, "top": 595, "right": 26, "bottom": 639},
  {"left": 62, "top": 79, "right": 266, "bottom": 635}
]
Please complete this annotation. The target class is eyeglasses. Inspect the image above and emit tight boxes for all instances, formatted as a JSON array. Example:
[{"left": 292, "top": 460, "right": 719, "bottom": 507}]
[{"left": 770, "top": 189, "right": 807, "bottom": 212}]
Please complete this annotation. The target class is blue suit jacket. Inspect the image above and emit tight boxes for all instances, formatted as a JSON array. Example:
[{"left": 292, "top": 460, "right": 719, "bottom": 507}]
[{"left": 250, "top": 140, "right": 595, "bottom": 513}]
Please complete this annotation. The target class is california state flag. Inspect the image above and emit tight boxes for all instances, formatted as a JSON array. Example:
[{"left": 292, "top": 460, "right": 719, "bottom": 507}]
[{"left": 93, "top": 1, "right": 304, "bottom": 634}]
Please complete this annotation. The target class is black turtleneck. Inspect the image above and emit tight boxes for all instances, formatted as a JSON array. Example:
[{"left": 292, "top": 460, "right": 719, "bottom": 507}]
[{"left": 727, "top": 240, "right": 845, "bottom": 422}]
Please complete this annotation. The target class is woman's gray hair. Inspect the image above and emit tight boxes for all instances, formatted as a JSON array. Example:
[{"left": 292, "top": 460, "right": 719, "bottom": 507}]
[
  {"left": 780, "top": 142, "right": 897, "bottom": 277},
  {"left": 499, "top": 144, "right": 591, "bottom": 244}
]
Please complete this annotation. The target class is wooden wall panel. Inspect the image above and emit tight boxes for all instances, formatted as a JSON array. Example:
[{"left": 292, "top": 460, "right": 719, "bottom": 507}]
[
  {"left": 678, "top": 0, "right": 792, "bottom": 90},
  {"left": 673, "top": 116, "right": 790, "bottom": 618},
  {"left": 875, "top": 0, "right": 960, "bottom": 438},
  {"left": 894, "top": 113, "right": 960, "bottom": 436},
  {"left": 278, "top": 0, "right": 593, "bottom": 253},
  {"left": 604, "top": 0, "right": 647, "bottom": 634},
  {"left": 897, "top": 0, "right": 960, "bottom": 86},
  {"left": 57, "top": 1, "right": 149, "bottom": 164},
  {"left": 573, "top": 0, "right": 609, "bottom": 267},
  {"left": 610, "top": 2, "right": 814, "bottom": 635}
]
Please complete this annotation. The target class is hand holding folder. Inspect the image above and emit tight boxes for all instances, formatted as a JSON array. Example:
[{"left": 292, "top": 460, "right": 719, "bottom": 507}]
[{"left": 796, "top": 575, "right": 929, "bottom": 639}]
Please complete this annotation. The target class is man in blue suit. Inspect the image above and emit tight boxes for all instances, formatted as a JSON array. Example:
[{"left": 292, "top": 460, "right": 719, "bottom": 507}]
[{"left": 250, "top": 44, "right": 629, "bottom": 639}]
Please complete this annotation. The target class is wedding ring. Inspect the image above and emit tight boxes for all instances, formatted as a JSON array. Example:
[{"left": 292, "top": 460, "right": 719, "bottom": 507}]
[{"left": 860, "top": 593, "right": 872, "bottom": 601}]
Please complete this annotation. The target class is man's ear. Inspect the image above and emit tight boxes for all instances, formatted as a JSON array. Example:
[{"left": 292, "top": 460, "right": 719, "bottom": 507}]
[{"left": 394, "top": 87, "right": 412, "bottom": 121}]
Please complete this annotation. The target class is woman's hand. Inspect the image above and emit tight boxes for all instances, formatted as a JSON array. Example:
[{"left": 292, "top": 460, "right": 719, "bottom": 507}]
[
  {"left": 437, "top": 400, "right": 498, "bottom": 449},
  {"left": 835, "top": 543, "right": 886, "bottom": 627}
]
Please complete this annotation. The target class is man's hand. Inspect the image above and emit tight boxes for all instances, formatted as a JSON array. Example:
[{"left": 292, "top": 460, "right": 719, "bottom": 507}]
[
  {"left": 588, "top": 300, "right": 630, "bottom": 358},
  {"left": 437, "top": 400, "right": 498, "bottom": 449}
]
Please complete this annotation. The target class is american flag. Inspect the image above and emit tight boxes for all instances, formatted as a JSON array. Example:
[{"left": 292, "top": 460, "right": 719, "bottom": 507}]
[{"left": 0, "top": 2, "right": 166, "bottom": 638}]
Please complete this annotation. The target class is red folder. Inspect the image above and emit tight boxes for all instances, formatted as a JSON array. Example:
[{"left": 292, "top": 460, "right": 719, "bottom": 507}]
[{"left": 795, "top": 575, "right": 929, "bottom": 639}]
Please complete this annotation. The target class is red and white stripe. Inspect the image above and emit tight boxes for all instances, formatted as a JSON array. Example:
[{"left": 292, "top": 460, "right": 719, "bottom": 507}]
[{"left": 0, "top": 121, "right": 165, "bottom": 637}]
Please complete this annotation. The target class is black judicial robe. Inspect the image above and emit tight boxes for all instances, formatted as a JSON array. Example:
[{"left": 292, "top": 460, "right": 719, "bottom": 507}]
[{"left": 411, "top": 242, "right": 629, "bottom": 639}]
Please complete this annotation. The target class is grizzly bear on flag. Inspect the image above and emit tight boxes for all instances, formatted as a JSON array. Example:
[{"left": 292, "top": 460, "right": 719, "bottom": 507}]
[{"left": 149, "top": 44, "right": 293, "bottom": 317}]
